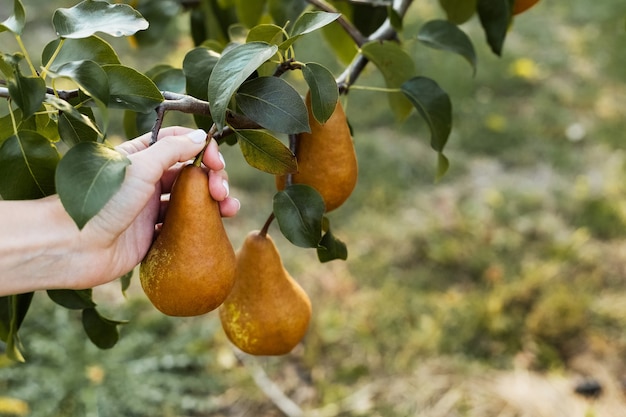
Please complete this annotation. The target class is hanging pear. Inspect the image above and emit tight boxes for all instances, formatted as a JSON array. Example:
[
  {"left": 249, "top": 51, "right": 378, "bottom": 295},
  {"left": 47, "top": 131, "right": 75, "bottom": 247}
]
[
  {"left": 140, "top": 164, "right": 236, "bottom": 317},
  {"left": 219, "top": 230, "right": 312, "bottom": 355},
  {"left": 276, "top": 92, "right": 358, "bottom": 212}
]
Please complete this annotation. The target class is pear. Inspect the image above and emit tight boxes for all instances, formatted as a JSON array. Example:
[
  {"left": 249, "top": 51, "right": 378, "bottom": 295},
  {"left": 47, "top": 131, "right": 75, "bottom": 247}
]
[
  {"left": 276, "top": 92, "right": 358, "bottom": 212},
  {"left": 140, "top": 164, "right": 236, "bottom": 317},
  {"left": 219, "top": 231, "right": 312, "bottom": 355}
]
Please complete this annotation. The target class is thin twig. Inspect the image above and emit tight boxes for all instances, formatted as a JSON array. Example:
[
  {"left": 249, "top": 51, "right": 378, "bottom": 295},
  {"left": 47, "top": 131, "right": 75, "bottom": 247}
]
[
  {"left": 149, "top": 106, "right": 167, "bottom": 145},
  {"left": 335, "top": 0, "right": 414, "bottom": 93},
  {"left": 1, "top": 0, "right": 415, "bottom": 136},
  {"left": 305, "top": 0, "right": 367, "bottom": 47},
  {"left": 260, "top": 213, "right": 275, "bottom": 237},
  {"left": 233, "top": 347, "right": 304, "bottom": 417}
]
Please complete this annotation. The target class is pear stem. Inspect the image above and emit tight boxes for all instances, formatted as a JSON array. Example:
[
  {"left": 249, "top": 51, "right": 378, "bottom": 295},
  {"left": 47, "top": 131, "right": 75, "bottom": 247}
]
[
  {"left": 192, "top": 139, "right": 209, "bottom": 167},
  {"left": 192, "top": 124, "right": 218, "bottom": 167},
  {"left": 286, "top": 133, "right": 299, "bottom": 187},
  {"left": 259, "top": 213, "right": 275, "bottom": 237}
]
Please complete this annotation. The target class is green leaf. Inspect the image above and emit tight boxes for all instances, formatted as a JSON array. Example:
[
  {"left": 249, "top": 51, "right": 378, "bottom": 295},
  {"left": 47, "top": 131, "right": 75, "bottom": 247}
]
[
  {"left": 268, "top": 0, "right": 307, "bottom": 27},
  {"left": 55, "top": 102, "right": 101, "bottom": 146},
  {"left": 53, "top": 0, "right": 149, "bottom": 39},
  {"left": 0, "top": 293, "right": 33, "bottom": 362},
  {"left": 55, "top": 142, "right": 131, "bottom": 229},
  {"left": 418, "top": 20, "right": 477, "bottom": 76},
  {"left": 0, "top": 0, "right": 26, "bottom": 35},
  {"left": 183, "top": 47, "right": 219, "bottom": 130},
  {"left": 131, "top": 0, "right": 181, "bottom": 46},
  {"left": 437, "top": 152, "right": 450, "bottom": 180},
  {"left": 281, "top": 11, "right": 341, "bottom": 50},
  {"left": 59, "top": 113, "right": 99, "bottom": 145},
  {"left": 120, "top": 271, "right": 133, "bottom": 296},
  {"left": 47, "top": 289, "right": 96, "bottom": 310},
  {"left": 8, "top": 70, "right": 46, "bottom": 120},
  {"left": 273, "top": 184, "right": 325, "bottom": 248},
  {"left": 49, "top": 60, "right": 110, "bottom": 106},
  {"left": 439, "top": 0, "right": 477, "bottom": 24},
  {"left": 207, "top": 42, "right": 278, "bottom": 132},
  {"left": 102, "top": 64, "right": 163, "bottom": 112},
  {"left": 236, "top": 129, "right": 297, "bottom": 174},
  {"left": 82, "top": 307, "right": 126, "bottom": 349},
  {"left": 0, "top": 54, "right": 15, "bottom": 79},
  {"left": 121, "top": 65, "right": 184, "bottom": 138},
  {"left": 321, "top": 21, "right": 359, "bottom": 65},
  {"left": 361, "top": 40, "right": 416, "bottom": 121},
  {"left": 147, "top": 65, "right": 186, "bottom": 94},
  {"left": 0, "top": 132, "right": 60, "bottom": 200},
  {"left": 42, "top": 36, "right": 120, "bottom": 72},
  {"left": 16, "top": 111, "right": 59, "bottom": 143},
  {"left": 302, "top": 62, "right": 338, "bottom": 124},
  {"left": 352, "top": 3, "right": 388, "bottom": 36},
  {"left": 477, "top": 0, "right": 514, "bottom": 56},
  {"left": 401, "top": 76, "right": 452, "bottom": 153},
  {"left": 388, "top": 6, "right": 403, "bottom": 32},
  {"left": 183, "top": 47, "right": 220, "bottom": 101},
  {"left": 236, "top": 0, "right": 267, "bottom": 28},
  {"left": 236, "top": 77, "right": 309, "bottom": 134},
  {"left": 0, "top": 113, "right": 15, "bottom": 148},
  {"left": 122, "top": 110, "right": 146, "bottom": 139},
  {"left": 317, "top": 218, "right": 348, "bottom": 262},
  {"left": 290, "top": 11, "right": 341, "bottom": 37},
  {"left": 191, "top": 0, "right": 238, "bottom": 45},
  {"left": 246, "top": 24, "right": 285, "bottom": 45}
]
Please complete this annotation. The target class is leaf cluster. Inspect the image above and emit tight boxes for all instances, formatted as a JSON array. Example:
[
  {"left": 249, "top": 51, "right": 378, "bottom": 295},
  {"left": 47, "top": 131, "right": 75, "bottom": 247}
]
[{"left": 0, "top": 0, "right": 527, "bottom": 359}]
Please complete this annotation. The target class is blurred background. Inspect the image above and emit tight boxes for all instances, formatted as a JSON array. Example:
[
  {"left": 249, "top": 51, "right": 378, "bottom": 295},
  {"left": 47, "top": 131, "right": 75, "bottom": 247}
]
[{"left": 1, "top": 0, "right": 626, "bottom": 416}]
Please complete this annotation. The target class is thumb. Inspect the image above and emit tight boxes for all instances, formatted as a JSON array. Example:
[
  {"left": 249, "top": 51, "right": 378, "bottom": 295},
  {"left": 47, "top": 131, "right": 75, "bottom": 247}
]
[{"left": 128, "top": 129, "right": 207, "bottom": 180}]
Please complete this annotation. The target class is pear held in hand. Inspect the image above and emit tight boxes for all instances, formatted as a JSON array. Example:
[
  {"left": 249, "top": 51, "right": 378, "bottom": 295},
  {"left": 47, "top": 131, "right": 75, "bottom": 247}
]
[
  {"left": 219, "top": 230, "right": 312, "bottom": 355},
  {"left": 140, "top": 164, "right": 236, "bottom": 317},
  {"left": 276, "top": 92, "right": 358, "bottom": 212}
]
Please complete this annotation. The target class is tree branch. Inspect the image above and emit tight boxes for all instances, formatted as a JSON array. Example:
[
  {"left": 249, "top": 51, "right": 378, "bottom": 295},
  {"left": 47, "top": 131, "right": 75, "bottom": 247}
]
[
  {"left": 335, "top": 0, "right": 413, "bottom": 93},
  {"left": 0, "top": 87, "right": 260, "bottom": 145},
  {"left": 151, "top": 92, "right": 262, "bottom": 144},
  {"left": 233, "top": 347, "right": 304, "bottom": 417},
  {"left": 2, "top": 0, "right": 414, "bottom": 141},
  {"left": 306, "top": 0, "right": 367, "bottom": 47}
]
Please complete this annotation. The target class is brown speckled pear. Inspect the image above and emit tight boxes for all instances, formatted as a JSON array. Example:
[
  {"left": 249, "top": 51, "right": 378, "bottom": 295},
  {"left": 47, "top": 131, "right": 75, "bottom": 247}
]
[
  {"left": 276, "top": 92, "right": 357, "bottom": 212},
  {"left": 140, "top": 164, "right": 236, "bottom": 317},
  {"left": 219, "top": 231, "right": 312, "bottom": 355}
]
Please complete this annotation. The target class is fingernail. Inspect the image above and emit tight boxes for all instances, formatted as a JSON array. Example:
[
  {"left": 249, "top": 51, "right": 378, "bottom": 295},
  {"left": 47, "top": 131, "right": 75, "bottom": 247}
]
[
  {"left": 233, "top": 198, "right": 241, "bottom": 211},
  {"left": 222, "top": 179, "right": 230, "bottom": 197},
  {"left": 188, "top": 129, "right": 207, "bottom": 144},
  {"left": 218, "top": 152, "right": 226, "bottom": 169}
]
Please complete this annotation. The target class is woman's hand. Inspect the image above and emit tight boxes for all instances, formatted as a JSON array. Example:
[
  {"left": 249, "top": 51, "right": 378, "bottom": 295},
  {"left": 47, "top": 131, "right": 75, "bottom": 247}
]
[{"left": 0, "top": 127, "right": 240, "bottom": 295}]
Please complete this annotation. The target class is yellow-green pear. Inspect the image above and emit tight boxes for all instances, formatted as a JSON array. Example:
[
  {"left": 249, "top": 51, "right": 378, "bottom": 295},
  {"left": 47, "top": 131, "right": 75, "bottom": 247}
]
[{"left": 219, "top": 230, "right": 312, "bottom": 355}]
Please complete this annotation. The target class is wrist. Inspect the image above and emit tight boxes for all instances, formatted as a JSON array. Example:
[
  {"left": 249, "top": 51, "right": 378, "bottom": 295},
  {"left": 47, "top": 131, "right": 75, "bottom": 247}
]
[{"left": 0, "top": 196, "right": 81, "bottom": 295}]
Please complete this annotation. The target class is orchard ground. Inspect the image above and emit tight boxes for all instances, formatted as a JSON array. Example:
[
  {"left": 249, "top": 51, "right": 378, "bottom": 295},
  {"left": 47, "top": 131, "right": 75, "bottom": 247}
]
[{"left": 1, "top": 0, "right": 626, "bottom": 416}]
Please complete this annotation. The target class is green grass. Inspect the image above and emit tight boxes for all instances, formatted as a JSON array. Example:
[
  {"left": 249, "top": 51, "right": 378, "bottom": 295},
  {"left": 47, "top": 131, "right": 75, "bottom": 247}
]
[{"left": 2, "top": 0, "right": 626, "bottom": 416}]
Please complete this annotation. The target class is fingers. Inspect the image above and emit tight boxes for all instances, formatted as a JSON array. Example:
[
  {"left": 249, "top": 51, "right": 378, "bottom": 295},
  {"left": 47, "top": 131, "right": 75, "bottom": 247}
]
[
  {"left": 218, "top": 197, "right": 241, "bottom": 218},
  {"left": 157, "top": 194, "right": 240, "bottom": 224},
  {"left": 123, "top": 126, "right": 240, "bottom": 220},
  {"left": 116, "top": 126, "right": 197, "bottom": 156},
  {"left": 127, "top": 129, "right": 208, "bottom": 181},
  {"left": 158, "top": 170, "right": 239, "bottom": 221},
  {"left": 209, "top": 168, "right": 229, "bottom": 202},
  {"left": 202, "top": 137, "right": 226, "bottom": 172}
]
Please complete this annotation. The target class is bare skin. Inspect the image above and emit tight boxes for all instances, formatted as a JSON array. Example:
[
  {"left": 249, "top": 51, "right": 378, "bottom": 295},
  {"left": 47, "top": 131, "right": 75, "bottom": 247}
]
[{"left": 0, "top": 127, "right": 240, "bottom": 295}]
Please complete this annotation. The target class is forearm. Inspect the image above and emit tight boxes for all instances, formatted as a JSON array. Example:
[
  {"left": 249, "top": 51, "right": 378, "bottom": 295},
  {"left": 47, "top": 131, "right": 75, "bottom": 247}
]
[{"left": 0, "top": 196, "right": 80, "bottom": 295}]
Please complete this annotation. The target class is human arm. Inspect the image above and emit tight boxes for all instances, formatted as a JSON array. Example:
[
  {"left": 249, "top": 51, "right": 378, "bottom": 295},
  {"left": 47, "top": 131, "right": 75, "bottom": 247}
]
[{"left": 0, "top": 127, "right": 239, "bottom": 295}]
